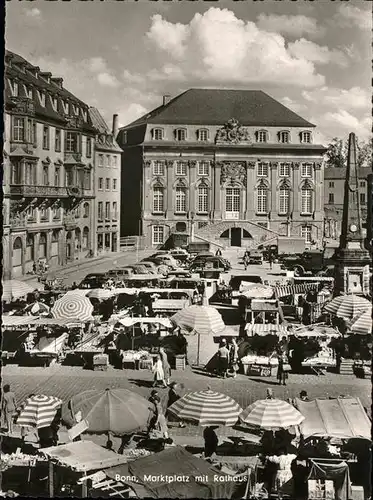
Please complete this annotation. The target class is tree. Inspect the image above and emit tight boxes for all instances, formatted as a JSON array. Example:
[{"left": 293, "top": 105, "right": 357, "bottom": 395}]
[{"left": 325, "top": 137, "right": 372, "bottom": 169}]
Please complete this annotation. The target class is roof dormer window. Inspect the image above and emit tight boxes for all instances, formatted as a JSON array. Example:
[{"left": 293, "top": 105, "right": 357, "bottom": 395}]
[
  {"left": 278, "top": 131, "right": 290, "bottom": 144},
  {"left": 50, "top": 95, "right": 58, "bottom": 111},
  {"left": 256, "top": 130, "right": 268, "bottom": 143},
  {"left": 81, "top": 109, "right": 87, "bottom": 121},
  {"left": 300, "top": 131, "right": 312, "bottom": 144},
  {"left": 61, "top": 100, "right": 69, "bottom": 114},
  {"left": 175, "top": 128, "right": 187, "bottom": 141},
  {"left": 152, "top": 128, "right": 164, "bottom": 141},
  {"left": 197, "top": 129, "right": 209, "bottom": 142},
  {"left": 37, "top": 90, "right": 46, "bottom": 107},
  {"left": 73, "top": 105, "right": 80, "bottom": 116},
  {"left": 23, "top": 84, "right": 33, "bottom": 99},
  {"left": 9, "top": 79, "right": 18, "bottom": 97}
]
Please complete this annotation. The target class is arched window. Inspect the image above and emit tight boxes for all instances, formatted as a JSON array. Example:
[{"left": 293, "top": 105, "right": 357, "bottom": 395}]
[
  {"left": 278, "top": 131, "right": 290, "bottom": 144},
  {"left": 153, "top": 186, "right": 164, "bottom": 213},
  {"left": 12, "top": 237, "right": 23, "bottom": 268},
  {"left": 26, "top": 234, "right": 34, "bottom": 262},
  {"left": 300, "top": 131, "right": 312, "bottom": 144},
  {"left": 152, "top": 128, "right": 164, "bottom": 141},
  {"left": 175, "top": 128, "right": 187, "bottom": 141},
  {"left": 279, "top": 185, "right": 290, "bottom": 214},
  {"left": 255, "top": 130, "right": 268, "bottom": 143},
  {"left": 83, "top": 227, "right": 89, "bottom": 250},
  {"left": 175, "top": 187, "right": 187, "bottom": 213},
  {"left": 39, "top": 233, "right": 47, "bottom": 259},
  {"left": 226, "top": 187, "right": 240, "bottom": 219},
  {"left": 75, "top": 228, "right": 81, "bottom": 251},
  {"left": 301, "top": 185, "right": 313, "bottom": 214},
  {"left": 197, "top": 129, "right": 209, "bottom": 142},
  {"left": 83, "top": 202, "right": 89, "bottom": 218},
  {"left": 257, "top": 186, "right": 268, "bottom": 214},
  {"left": 197, "top": 186, "right": 209, "bottom": 213}
]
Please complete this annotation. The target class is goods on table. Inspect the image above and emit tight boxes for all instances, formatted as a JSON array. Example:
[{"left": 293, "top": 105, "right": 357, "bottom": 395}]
[
  {"left": 308, "top": 479, "right": 334, "bottom": 500},
  {"left": 120, "top": 350, "right": 150, "bottom": 362},
  {"left": 241, "top": 355, "right": 279, "bottom": 366},
  {"left": 0, "top": 452, "right": 46, "bottom": 468},
  {"left": 120, "top": 448, "right": 152, "bottom": 460}
]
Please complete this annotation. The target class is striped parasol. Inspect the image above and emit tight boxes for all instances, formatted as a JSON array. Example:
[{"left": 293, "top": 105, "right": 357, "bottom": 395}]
[
  {"left": 52, "top": 293, "right": 93, "bottom": 322},
  {"left": 17, "top": 395, "right": 62, "bottom": 429},
  {"left": 323, "top": 295, "right": 371, "bottom": 320},
  {"left": 168, "top": 389, "right": 242, "bottom": 427},
  {"left": 240, "top": 284, "right": 274, "bottom": 299},
  {"left": 347, "top": 308, "right": 372, "bottom": 335},
  {"left": 24, "top": 301, "right": 50, "bottom": 316},
  {"left": 87, "top": 289, "right": 114, "bottom": 300},
  {"left": 240, "top": 398, "right": 305, "bottom": 430},
  {"left": 171, "top": 305, "right": 225, "bottom": 335},
  {"left": 2, "top": 280, "right": 39, "bottom": 302}
]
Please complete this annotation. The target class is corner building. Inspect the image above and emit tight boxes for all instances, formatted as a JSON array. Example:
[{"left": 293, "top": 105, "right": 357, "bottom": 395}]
[
  {"left": 3, "top": 51, "right": 96, "bottom": 278},
  {"left": 117, "top": 89, "right": 326, "bottom": 248}
]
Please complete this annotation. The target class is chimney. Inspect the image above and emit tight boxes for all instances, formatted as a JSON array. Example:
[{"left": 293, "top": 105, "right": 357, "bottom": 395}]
[
  {"left": 163, "top": 94, "right": 171, "bottom": 106},
  {"left": 40, "top": 72, "right": 52, "bottom": 83},
  {"left": 112, "top": 114, "right": 119, "bottom": 138},
  {"left": 51, "top": 77, "right": 63, "bottom": 89}
]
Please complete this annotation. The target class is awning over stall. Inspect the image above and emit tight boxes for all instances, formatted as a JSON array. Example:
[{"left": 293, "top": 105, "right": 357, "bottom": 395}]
[
  {"left": 273, "top": 282, "right": 319, "bottom": 298},
  {"left": 118, "top": 317, "right": 172, "bottom": 328},
  {"left": 2, "top": 316, "right": 35, "bottom": 327},
  {"left": 294, "top": 397, "right": 371, "bottom": 440}
]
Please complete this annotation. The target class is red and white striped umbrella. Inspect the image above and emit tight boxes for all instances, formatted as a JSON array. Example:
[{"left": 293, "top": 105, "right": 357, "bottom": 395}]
[
  {"left": 240, "top": 398, "right": 305, "bottom": 430},
  {"left": 17, "top": 395, "right": 62, "bottom": 429},
  {"left": 52, "top": 294, "right": 93, "bottom": 322},
  {"left": 347, "top": 308, "right": 372, "bottom": 335},
  {"left": 2, "top": 280, "right": 39, "bottom": 302},
  {"left": 168, "top": 389, "right": 242, "bottom": 427},
  {"left": 171, "top": 305, "right": 225, "bottom": 335},
  {"left": 323, "top": 295, "right": 371, "bottom": 320}
]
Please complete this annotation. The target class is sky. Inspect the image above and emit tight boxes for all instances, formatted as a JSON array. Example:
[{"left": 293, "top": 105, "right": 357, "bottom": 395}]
[{"left": 5, "top": 0, "right": 372, "bottom": 144}]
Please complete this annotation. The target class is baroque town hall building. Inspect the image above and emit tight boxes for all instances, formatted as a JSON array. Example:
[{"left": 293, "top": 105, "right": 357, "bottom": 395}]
[
  {"left": 3, "top": 51, "right": 97, "bottom": 279},
  {"left": 117, "top": 89, "right": 326, "bottom": 249}
]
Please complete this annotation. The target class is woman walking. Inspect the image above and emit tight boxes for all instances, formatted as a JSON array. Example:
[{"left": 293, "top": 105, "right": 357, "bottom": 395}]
[
  {"left": 229, "top": 339, "right": 239, "bottom": 378},
  {"left": 277, "top": 351, "right": 291, "bottom": 386},
  {"left": 2, "top": 384, "right": 17, "bottom": 435},
  {"left": 159, "top": 347, "right": 171, "bottom": 386},
  {"left": 152, "top": 354, "right": 167, "bottom": 387}
]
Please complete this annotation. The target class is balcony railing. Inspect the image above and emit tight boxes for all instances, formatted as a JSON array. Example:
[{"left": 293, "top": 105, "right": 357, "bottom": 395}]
[{"left": 10, "top": 185, "right": 69, "bottom": 198}]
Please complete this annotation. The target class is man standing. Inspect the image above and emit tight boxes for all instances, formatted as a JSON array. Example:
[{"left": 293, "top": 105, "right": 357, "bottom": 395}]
[
  {"left": 217, "top": 339, "right": 230, "bottom": 378},
  {"left": 2, "top": 385, "right": 17, "bottom": 435}
]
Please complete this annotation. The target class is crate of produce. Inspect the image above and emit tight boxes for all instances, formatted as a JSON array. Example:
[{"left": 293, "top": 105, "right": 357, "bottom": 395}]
[{"left": 175, "top": 355, "right": 186, "bottom": 370}]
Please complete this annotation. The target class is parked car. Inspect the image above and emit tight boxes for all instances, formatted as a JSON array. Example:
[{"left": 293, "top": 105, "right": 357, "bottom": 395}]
[
  {"left": 139, "top": 261, "right": 159, "bottom": 274},
  {"left": 127, "top": 263, "right": 153, "bottom": 274},
  {"left": 280, "top": 249, "right": 337, "bottom": 277},
  {"left": 79, "top": 273, "right": 108, "bottom": 289},
  {"left": 248, "top": 251, "right": 263, "bottom": 265},
  {"left": 145, "top": 255, "right": 180, "bottom": 269},
  {"left": 229, "top": 274, "right": 263, "bottom": 291},
  {"left": 106, "top": 268, "right": 135, "bottom": 280},
  {"left": 191, "top": 255, "right": 231, "bottom": 272}
]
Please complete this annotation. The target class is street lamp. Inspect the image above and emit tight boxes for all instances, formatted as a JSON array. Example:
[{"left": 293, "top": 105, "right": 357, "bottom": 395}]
[{"left": 190, "top": 211, "right": 195, "bottom": 243}]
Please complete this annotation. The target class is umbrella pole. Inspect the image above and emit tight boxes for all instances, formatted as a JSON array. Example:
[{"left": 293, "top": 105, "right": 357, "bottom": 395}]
[{"left": 197, "top": 334, "right": 200, "bottom": 366}]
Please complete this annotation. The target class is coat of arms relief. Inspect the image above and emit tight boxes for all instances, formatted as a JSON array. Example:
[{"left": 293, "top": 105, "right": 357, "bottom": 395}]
[{"left": 215, "top": 118, "right": 252, "bottom": 144}]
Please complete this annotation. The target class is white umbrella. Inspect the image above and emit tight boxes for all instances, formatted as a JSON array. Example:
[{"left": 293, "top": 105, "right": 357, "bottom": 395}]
[
  {"left": 240, "top": 398, "right": 305, "bottom": 430},
  {"left": 171, "top": 305, "right": 225, "bottom": 335},
  {"left": 323, "top": 295, "right": 371, "bottom": 320},
  {"left": 52, "top": 294, "right": 93, "bottom": 322}
]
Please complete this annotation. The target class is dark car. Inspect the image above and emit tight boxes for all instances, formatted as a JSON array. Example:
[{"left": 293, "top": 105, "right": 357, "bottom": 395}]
[
  {"left": 281, "top": 250, "right": 337, "bottom": 277},
  {"left": 79, "top": 273, "right": 108, "bottom": 289},
  {"left": 191, "top": 255, "right": 231, "bottom": 272},
  {"left": 229, "top": 275, "right": 263, "bottom": 291}
]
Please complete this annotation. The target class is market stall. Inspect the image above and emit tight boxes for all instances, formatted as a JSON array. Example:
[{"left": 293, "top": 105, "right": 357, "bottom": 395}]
[
  {"left": 240, "top": 353, "right": 279, "bottom": 377},
  {"left": 152, "top": 299, "right": 189, "bottom": 315},
  {"left": 39, "top": 441, "right": 128, "bottom": 497},
  {"left": 244, "top": 323, "right": 288, "bottom": 338},
  {"left": 246, "top": 299, "right": 280, "bottom": 327},
  {"left": 0, "top": 450, "right": 48, "bottom": 497}
]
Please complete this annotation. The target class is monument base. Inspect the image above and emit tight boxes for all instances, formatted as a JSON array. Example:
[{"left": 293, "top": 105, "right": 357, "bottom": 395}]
[{"left": 334, "top": 248, "right": 371, "bottom": 297}]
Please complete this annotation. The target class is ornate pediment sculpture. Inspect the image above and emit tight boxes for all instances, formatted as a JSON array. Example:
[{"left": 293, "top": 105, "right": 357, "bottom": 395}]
[
  {"left": 219, "top": 162, "right": 247, "bottom": 186},
  {"left": 215, "top": 118, "right": 252, "bottom": 144}
]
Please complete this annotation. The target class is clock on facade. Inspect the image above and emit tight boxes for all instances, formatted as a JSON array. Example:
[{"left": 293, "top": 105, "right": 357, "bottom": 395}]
[{"left": 349, "top": 224, "right": 357, "bottom": 233}]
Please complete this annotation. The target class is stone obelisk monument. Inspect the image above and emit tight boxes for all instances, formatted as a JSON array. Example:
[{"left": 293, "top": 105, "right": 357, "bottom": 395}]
[{"left": 333, "top": 132, "right": 371, "bottom": 296}]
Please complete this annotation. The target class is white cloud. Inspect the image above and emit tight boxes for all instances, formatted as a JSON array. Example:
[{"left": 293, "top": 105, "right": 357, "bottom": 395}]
[
  {"left": 97, "top": 72, "right": 120, "bottom": 88},
  {"left": 145, "top": 8, "right": 325, "bottom": 88},
  {"left": 288, "top": 39, "right": 348, "bottom": 67},
  {"left": 257, "top": 14, "right": 323, "bottom": 38},
  {"left": 280, "top": 96, "right": 307, "bottom": 114},
  {"left": 25, "top": 8, "right": 43, "bottom": 22},
  {"left": 118, "top": 103, "right": 147, "bottom": 127},
  {"left": 322, "top": 110, "right": 371, "bottom": 139},
  {"left": 302, "top": 86, "right": 370, "bottom": 111},
  {"left": 334, "top": 4, "right": 372, "bottom": 31},
  {"left": 86, "top": 57, "right": 120, "bottom": 88}
]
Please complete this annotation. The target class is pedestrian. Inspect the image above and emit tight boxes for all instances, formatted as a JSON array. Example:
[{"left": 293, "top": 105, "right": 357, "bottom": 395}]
[
  {"left": 243, "top": 253, "right": 249, "bottom": 271},
  {"left": 167, "top": 382, "right": 180, "bottom": 408},
  {"left": 154, "top": 395, "right": 169, "bottom": 439},
  {"left": 159, "top": 347, "right": 171, "bottom": 386},
  {"left": 266, "top": 448, "right": 297, "bottom": 499},
  {"left": 203, "top": 426, "right": 219, "bottom": 459},
  {"left": 229, "top": 338, "right": 239, "bottom": 378},
  {"left": 105, "top": 439, "right": 114, "bottom": 451},
  {"left": 147, "top": 390, "right": 159, "bottom": 434},
  {"left": 217, "top": 339, "right": 230, "bottom": 378},
  {"left": 299, "top": 390, "right": 309, "bottom": 402},
  {"left": 152, "top": 354, "right": 167, "bottom": 387},
  {"left": 2, "top": 384, "right": 17, "bottom": 435},
  {"left": 277, "top": 351, "right": 291, "bottom": 386}
]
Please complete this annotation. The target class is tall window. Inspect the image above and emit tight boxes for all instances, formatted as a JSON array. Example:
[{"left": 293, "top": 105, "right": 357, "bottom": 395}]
[
  {"left": 86, "top": 138, "right": 92, "bottom": 158},
  {"left": 52, "top": 207, "right": 60, "bottom": 220},
  {"left": 360, "top": 192, "right": 366, "bottom": 205},
  {"left": 360, "top": 181, "right": 366, "bottom": 188},
  {"left": 83, "top": 203, "right": 89, "bottom": 217},
  {"left": 98, "top": 202, "right": 103, "bottom": 220},
  {"left": 198, "top": 186, "right": 209, "bottom": 213},
  {"left": 198, "top": 129, "right": 209, "bottom": 142},
  {"left": 106, "top": 178, "right": 110, "bottom": 190},
  {"left": 153, "top": 161, "right": 165, "bottom": 176},
  {"left": 153, "top": 128, "right": 163, "bottom": 141},
  {"left": 113, "top": 156, "right": 118, "bottom": 167},
  {"left": 55, "top": 129, "right": 61, "bottom": 152},
  {"left": 65, "top": 168, "right": 74, "bottom": 186},
  {"left": 25, "top": 163, "right": 36, "bottom": 185},
  {"left": 175, "top": 188, "right": 187, "bottom": 213},
  {"left": 257, "top": 187, "right": 268, "bottom": 214},
  {"left": 43, "top": 166, "right": 49, "bottom": 185},
  {"left": 153, "top": 187, "right": 164, "bottom": 213},
  {"left": 27, "top": 119, "right": 33, "bottom": 143},
  {"left": 279, "top": 131, "right": 290, "bottom": 143},
  {"left": 300, "top": 131, "right": 312, "bottom": 144},
  {"left": 301, "top": 186, "right": 313, "bottom": 214},
  {"left": 279, "top": 163, "right": 290, "bottom": 177},
  {"left": 175, "top": 129, "right": 186, "bottom": 141},
  {"left": 43, "top": 126, "right": 50, "bottom": 150},
  {"left": 226, "top": 188, "right": 240, "bottom": 217},
  {"left": 107, "top": 155, "right": 112, "bottom": 167},
  {"left": 98, "top": 154, "right": 104, "bottom": 167},
  {"left": 301, "top": 225, "right": 312, "bottom": 244},
  {"left": 32, "top": 122, "right": 37, "bottom": 146},
  {"left": 258, "top": 162, "right": 269, "bottom": 177},
  {"left": 198, "top": 161, "right": 209, "bottom": 176},
  {"left": 176, "top": 161, "right": 187, "bottom": 176},
  {"left": 84, "top": 170, "right": 91, "bottom": 190},
  {"left": 98, "top": 178, "right": 103, "bottom": 190},
  {"left": 113, "top": 202, "right": 118, "bottom": 219},
  {"left": 256, "top": 130, "right": 268, "bottom": 143},
  {"left": 11, "top": 162, "right": 21, "bottom": 184},
  {"left": 113, "top": 179, "right": 117, "bottom": 190},
  {"left": 279, "top": 187, "right": 290, "bottom": 214},
  {"left": 105, "top": 202, "right": 110, "bottom": 219},
  {"left": 329, "top": 181, "right": 334, "bottom": 188},
  {"left": 66, "top": 132, "right": 78, "bottom": 153},
  {"left": 13, "top": 117, "right": 24, "bottom": 142},
  {"left": 301, "top": 163, "right": 312, "bottom": 178},
  {"left": 152, "top": 225, "right": 165, "bottom": 245},
  {"left": 328, "top": 192, "right": 334, "bottom": 204}
]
